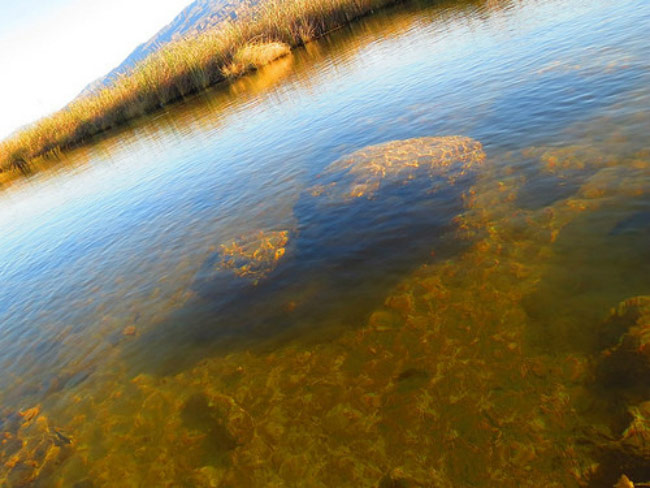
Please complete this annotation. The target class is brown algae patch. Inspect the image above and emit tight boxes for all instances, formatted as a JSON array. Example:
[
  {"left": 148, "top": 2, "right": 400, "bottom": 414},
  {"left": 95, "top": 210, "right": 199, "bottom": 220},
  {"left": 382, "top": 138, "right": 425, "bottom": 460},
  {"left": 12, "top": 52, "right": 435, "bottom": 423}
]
[
  {"left": 217, "top": 229, "right": 289, "bottom": 284},
  {"left": 309, "top": 136, "right": 486, "bottom": 200},
  {"left": 0, "top": 407, "right": 74, "bottom": 487}
]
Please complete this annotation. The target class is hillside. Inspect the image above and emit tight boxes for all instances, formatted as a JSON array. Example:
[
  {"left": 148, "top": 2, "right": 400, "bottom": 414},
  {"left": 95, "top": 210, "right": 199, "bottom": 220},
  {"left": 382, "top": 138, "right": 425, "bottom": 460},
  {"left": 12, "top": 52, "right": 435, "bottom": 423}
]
[{"left": 81, "top": 0, "right": 255, "bottom": 95}]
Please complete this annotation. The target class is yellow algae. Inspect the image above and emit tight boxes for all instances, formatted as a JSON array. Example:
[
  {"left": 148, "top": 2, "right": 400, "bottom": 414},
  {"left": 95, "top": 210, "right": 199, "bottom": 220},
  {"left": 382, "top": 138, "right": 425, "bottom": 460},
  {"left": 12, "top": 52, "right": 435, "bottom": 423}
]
[
  {"left": 0, "top": 411, "right": 73, "bottom": 487},
  {"left": 217, "top": 229, "right": 290, "bottom": 283},
  {"left": 522, "top": 145, "right": 616, "bottom": 179},
  {"left": 122, "top": 325, "right": 137, "bottom": 336},
  {"left": 615, "top": 475, "right": 636, "bottom": 488},
  {"left": 311, "top": 136, "right": 486, "bottom": 201},
  {"left": 596, "top": 296, "right": 650, "bottom": 390},
  {"left": 31, "top": 160, "right": 569, "bottom": 485},
  {"left": 18, "top": 407, "right": 40, "bottom": 424}
]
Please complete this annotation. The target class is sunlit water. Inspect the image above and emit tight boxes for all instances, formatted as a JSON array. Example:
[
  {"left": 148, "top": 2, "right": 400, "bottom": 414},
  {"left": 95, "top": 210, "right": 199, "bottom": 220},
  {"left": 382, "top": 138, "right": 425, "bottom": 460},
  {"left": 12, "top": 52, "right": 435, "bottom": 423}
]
[{"left": 1, "top": 0, "right": 649, "bottom": 485}]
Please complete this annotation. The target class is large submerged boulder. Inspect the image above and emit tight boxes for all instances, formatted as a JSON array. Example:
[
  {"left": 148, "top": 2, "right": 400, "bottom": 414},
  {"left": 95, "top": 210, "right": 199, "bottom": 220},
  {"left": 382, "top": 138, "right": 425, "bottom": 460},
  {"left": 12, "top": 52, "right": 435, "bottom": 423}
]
[
  {"left": 308, "top": 135, "right": 486, "bottom": 201},
  {"left": 296, "top": 135, "right": 486, "bottom": 262},
  {"left": 273, "top": 135, "right": 489, "bottom": 325}
]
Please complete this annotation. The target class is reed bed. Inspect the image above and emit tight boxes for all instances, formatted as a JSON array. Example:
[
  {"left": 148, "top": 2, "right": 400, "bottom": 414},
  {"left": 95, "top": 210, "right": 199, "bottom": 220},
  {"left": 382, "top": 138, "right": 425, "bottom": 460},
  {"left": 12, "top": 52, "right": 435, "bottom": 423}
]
[
  {"left": 222, "top": 41, "right": 291, "bottom": 78},
  {"left": 0, "top": 0, "right": 407, "bottom": 179}
]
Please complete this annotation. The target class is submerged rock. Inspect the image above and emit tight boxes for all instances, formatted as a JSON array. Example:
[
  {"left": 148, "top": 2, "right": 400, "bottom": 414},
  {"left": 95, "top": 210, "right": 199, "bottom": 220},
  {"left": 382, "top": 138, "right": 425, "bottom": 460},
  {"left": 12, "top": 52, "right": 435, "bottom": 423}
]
[
  {"left": 596, "top": 296, "right": 650, "bottom": 391},
  {"left": 610, "top": 211, "right": 650, "bottom": 236},
  {"left": 309, "top": 136, "right": 486, "bottom": 201},
  {"left": 179, "top": 391, "right": 254, "bottom": 464},
  {"left": 195, "top": 229, "right": 290, "bottom": 291},
  {"left": 588, "top": 401, "right": 650, "bottom": 487},
  {"left": 586, "top": 297, "right": 650, "bottom": 486}
]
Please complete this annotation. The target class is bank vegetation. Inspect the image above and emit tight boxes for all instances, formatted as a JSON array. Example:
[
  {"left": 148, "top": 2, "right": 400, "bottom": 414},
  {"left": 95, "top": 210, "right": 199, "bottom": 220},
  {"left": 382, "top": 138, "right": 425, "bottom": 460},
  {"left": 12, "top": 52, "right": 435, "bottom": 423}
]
[{"left": 0, "top": 0, "right": 408, "bottom": 181}]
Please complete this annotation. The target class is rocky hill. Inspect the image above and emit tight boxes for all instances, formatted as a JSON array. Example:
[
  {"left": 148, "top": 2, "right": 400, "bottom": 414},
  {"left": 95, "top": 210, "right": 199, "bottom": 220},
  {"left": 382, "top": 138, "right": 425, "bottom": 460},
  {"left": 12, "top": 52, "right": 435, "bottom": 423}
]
[{"left": 80, "top": 0, "right": 254, "bottom": 95}]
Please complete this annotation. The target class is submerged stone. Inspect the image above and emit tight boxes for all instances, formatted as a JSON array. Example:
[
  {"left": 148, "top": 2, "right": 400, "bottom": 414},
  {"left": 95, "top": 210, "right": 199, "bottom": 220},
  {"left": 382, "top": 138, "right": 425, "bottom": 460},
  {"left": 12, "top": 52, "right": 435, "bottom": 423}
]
[
  {"left": 180, "top": 392, "right": 254, "bottom": 459},
  {"left": 589, "top": 401, "right": 650, "bottom": 486},
  {"left": 309, "top": 135, "right": 486, "bottom": 201},
  {"left": 596, "top": 296, "right": 650, "bottom": 391},
  {"left": 284, "top": 136, "right": 486, "bottom": 321}
]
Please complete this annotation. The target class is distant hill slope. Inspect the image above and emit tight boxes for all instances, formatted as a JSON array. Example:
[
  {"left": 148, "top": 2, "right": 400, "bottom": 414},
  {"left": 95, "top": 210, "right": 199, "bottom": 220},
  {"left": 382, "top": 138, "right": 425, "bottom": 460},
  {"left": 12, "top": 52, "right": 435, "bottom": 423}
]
[{"left": 80, "top": 0, "right": 254, "bottom": 96}]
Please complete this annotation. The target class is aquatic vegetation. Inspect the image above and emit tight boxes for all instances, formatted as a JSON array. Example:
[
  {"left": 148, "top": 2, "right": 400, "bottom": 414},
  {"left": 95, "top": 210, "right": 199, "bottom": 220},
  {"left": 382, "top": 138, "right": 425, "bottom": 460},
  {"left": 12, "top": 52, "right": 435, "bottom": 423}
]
[
  {"left": 222, "top": 42, "right": 291, "bottom": 78},
  {"left": 310, "top": 136, "right": 486, "bottom": 201},
  {"left": 0, "top": 407, "right": 73, "bottom": 487},
  {"left": 524, "top": 145, "right": 615, "bottom": 176},
  {"left": 122, "top": 325, "right": 137, "bottom": 336},
  {"left": 582, "top": 297, "right": 650, "bottom": 486},
  {"left": 217, "top": 230, "right": 290, "bottom": 284}
]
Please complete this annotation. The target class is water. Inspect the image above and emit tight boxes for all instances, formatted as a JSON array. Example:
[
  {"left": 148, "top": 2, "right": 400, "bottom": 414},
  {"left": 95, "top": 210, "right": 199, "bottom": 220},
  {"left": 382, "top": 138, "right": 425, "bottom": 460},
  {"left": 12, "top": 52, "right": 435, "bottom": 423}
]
[{"left": 1, "top": 0, "right": 649, "bottom": 485}]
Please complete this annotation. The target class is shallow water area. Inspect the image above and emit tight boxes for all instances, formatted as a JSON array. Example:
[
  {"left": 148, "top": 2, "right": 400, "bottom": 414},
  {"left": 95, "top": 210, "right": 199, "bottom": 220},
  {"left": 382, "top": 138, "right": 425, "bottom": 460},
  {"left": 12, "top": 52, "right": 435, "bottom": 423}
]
[{"left": 1, "top": 0, "right": 650, "bottom": 485}]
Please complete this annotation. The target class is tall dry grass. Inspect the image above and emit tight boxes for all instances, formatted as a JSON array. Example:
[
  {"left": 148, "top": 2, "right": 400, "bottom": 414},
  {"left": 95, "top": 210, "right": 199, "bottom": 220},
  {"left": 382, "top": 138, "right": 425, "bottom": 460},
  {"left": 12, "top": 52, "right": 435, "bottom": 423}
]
[
  {"left": 222, "top": 42, "right": 291, "bottom": 78},
  {"left": 0, "top": 0, "right": 406, "bottom": 179}
]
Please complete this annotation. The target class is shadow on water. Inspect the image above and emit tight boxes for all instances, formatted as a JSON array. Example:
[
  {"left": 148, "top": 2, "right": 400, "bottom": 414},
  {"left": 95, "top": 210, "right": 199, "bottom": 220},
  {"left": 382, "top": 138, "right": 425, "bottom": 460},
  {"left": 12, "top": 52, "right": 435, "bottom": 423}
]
[
  {"left": 523, "top": 200, "right": 650, "bottom": 356},
  {"left": 124, "top": 164, "right": 478, "bottom": 376},
  {"left": 578, "top": 293, "right": 650, "bottom": 488}
]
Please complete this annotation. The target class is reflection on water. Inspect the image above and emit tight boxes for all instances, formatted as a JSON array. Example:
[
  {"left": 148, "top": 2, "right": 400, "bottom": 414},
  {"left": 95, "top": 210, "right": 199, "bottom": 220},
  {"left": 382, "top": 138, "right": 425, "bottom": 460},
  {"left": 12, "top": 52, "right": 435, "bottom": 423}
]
[{"left": 1, "top": 0, "right": 650, "bottom": 485}]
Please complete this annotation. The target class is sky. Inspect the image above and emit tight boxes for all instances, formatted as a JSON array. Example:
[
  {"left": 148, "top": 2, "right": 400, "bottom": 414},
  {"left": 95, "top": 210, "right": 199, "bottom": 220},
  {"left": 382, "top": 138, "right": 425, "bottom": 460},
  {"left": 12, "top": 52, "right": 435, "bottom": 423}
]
[{"left": 0, "top": 0, "right": 192, "bottom": 140}]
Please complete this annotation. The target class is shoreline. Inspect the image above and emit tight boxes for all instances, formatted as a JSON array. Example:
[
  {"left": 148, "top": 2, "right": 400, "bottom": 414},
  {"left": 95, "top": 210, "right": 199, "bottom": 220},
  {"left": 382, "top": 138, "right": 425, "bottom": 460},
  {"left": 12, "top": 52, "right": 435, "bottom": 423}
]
[{"left": 0, "top": 0, "right": 415, "bottom": 186}]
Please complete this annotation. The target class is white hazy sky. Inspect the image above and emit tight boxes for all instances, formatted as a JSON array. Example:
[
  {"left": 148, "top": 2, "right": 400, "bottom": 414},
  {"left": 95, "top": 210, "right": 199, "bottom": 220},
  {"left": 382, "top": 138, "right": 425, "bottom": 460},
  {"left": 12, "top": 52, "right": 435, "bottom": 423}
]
[{"left": 0, "top": 0, "right": 192, "bottom": 140}]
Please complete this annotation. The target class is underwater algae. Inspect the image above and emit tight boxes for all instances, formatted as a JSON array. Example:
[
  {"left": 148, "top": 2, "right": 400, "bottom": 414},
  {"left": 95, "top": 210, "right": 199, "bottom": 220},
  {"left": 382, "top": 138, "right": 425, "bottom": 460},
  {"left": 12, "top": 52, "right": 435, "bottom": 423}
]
[
  {"left": 309, "top": 136, "right": 486, "bottom": 201},
  {"left": 1, "top": 138, "right": 650, "bottom": 487},
  {"left": 216, "top": 230, "right": 290, "bottom": 284}
]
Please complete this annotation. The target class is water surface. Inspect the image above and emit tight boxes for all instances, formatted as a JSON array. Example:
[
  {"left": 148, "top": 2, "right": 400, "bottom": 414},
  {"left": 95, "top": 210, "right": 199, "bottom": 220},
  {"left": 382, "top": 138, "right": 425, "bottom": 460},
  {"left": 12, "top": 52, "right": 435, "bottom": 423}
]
[{"left": 1, "top": 0, "right": 649, "bottom": 485}]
